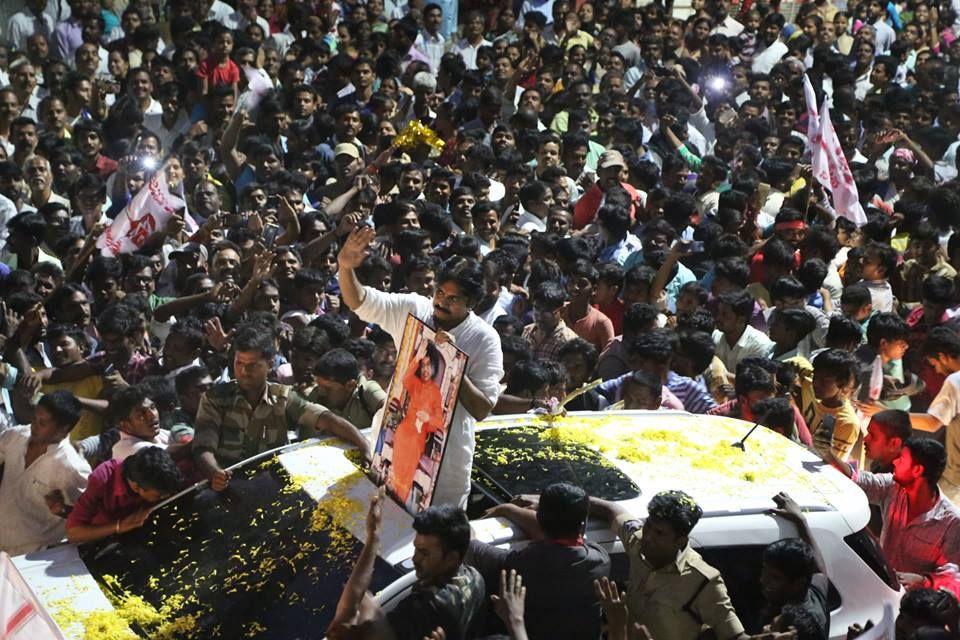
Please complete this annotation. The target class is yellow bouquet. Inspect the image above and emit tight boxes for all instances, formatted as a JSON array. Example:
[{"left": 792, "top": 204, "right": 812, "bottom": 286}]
[{"left": 394, "top": 120, "right": 445, "bottom": 151}]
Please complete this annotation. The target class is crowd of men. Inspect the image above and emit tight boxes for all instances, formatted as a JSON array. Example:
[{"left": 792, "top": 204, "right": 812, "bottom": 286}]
[{"left": 1, "top": 0, "right": 960, "bottom": 636}]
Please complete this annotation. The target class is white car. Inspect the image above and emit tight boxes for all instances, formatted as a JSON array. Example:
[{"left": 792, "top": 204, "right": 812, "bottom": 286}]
[{"left": 11, "top": 411, "right": 900, "bottom": 639}]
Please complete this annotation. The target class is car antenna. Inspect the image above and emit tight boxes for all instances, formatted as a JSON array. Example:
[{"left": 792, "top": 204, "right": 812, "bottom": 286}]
[{"left": 731, "top": 412, "right": 766, "bottom": 451}]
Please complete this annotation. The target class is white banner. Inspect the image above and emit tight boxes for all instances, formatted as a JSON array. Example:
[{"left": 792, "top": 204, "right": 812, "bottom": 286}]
[
  {"left": 803, "top": 75, "right": 868, "bottom": 227},
  {"left": 0, "top": 552, "right": 64, "bottom": 639},
  {"left": 96, "top": 169, "right": 186, "bottom": 257}
]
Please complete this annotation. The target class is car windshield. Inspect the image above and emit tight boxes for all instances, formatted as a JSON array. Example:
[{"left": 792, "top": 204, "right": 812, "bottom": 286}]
[
  {"left": 78, "top": 452, "right": 402, "bottom": 638},
  {"left": 473, "top": 424, "right": 641, "bottom": 502}
]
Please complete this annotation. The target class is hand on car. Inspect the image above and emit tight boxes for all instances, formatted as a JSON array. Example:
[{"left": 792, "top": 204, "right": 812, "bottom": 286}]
[{"left": 211, "top": 468, "right": 232, "bottom": 492}]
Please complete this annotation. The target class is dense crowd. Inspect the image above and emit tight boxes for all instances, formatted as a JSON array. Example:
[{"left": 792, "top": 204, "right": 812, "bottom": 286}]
[{"left": 1, "top": 0, "right": 960, "bottom": 637}]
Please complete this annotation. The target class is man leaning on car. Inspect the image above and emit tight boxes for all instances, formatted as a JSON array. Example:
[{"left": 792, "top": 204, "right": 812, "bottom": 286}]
[{"left": 590, "top": 490, "right": 748, "bottom": 640}]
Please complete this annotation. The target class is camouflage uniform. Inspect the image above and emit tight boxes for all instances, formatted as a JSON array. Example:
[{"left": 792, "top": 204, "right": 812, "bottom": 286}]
[
  {"left": 386, "top": 564, "right": 485, "bottom": 640},
  {"left": 193, "top": 381, "right": 329, "bottom": 465}
]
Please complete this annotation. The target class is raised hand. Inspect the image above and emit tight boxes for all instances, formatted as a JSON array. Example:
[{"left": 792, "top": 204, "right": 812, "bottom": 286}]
[
  {"left": 594, "top": 577, "right": 628, "bottom": 640},
  {"left": 338, "top": 227, "right": 376, "bottom": 270},
  {"left": 491, "top": 569, "right": 527, "bottom": 631}
]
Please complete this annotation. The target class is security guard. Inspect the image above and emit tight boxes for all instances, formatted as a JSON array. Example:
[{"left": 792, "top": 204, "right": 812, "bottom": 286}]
[
  {"left": 310, "top": 348, "right": 387, "bottom": 430},
  {"left": 590, "top": 490, "right": 746, "bottom": 640},
  {"left": 193, "top": 327, "right": 370, "bottom": 491}
]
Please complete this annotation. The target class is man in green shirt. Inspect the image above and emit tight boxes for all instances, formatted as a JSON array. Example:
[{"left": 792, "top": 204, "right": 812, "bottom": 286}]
[
  {"left": 311, "top": 348, "right": 386, "bottom": 430},
  {"left": 193, "top": 325, "right": 370, "bottom": 491}
]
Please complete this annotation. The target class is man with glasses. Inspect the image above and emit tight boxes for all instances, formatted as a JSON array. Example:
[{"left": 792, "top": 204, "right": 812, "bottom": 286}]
[{"left": 338, "top": 227, "right": 503, "bottom": 507}]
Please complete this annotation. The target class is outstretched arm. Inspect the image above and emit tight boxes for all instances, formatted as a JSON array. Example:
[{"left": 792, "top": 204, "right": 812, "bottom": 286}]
[
  {"left": 328, "top": 489, "right": 384, "bottom": 634},
  {"left": 338, "top": 227, "right": 377, "bottom": 311},
  {"left": 769, "top": 491, "right": 826, "bottom": 575}
]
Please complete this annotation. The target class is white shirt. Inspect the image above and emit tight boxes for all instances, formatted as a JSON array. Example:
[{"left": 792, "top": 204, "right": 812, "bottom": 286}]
[
  {"left": 451, "top": 38, "right": 492, "bottom": 70},
  {"left": 355, "top": 286, "right": 503, "bottom": 507},
  {"left": 872, "top": 19, "right": 895, "bottom": 54},
  {"left": 927, "top": 370, "right": 960, "bottom": 486},
  {"left": 223, "top": 11, "right": 271, "bottom": 36},
  {"left": 112, "top": 429, "right": 170, "bottom": 461},
  {"left": 414, "top": 30, "right": 446, "bottom": 73},
  {"left": 862, "top": 279, "right": 894, "bottom": 313},
  {"left": 517, "top": 0, "right": 555, "bottom": 26},
  {"left": 712, "top": 15, "right": 744, "bottom": 37},
  {"left": 712, "top": 325, "right": 774, "bottom": 372},
  {"left": 144, "top": 110, "right": 192, "bottom": 152},
  {"left": 751, "top": 40, "right": 788, "bottom": 74},
  {"left": 7, "top": 10, "right": 55, "bottom": 52},
  {"left": 517, "top": 209, "right": 547, "bottom": 233},
  {"left": 0, "top": 425, "right": 90, "bottom": 555}
]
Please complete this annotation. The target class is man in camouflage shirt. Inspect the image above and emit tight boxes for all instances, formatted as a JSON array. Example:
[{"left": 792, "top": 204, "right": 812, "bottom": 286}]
[
  {"left": 328, "top": 491, "right": 484, "bottom": 639},
  {"left": 193, "top": 326, "right": 370, "bottom": 491},
  {"left": 311, "top": 348, "right": 386, "bottom": 430}
]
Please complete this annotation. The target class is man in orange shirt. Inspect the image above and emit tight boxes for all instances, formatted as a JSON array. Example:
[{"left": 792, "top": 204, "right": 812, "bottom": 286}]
[{"left": 561, "top": 259, "right": 615, "bottom": 353}]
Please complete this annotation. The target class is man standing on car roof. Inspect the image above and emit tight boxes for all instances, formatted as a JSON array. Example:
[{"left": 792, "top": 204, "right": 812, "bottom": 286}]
[
  {"left": 338, "top": 227, "right": 503, "bottom": 507},
  {"left": 589, "top": 490, "right": 748, "bottom": 640}
]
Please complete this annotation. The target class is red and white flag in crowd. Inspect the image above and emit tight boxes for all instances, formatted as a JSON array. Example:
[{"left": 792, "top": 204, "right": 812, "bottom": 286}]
[
  {"left": 0, "top": 552, "right": 64, "bottom": 639},
  {"left": 96, "top": 167, "right": 194, "bottom": 257},
  {"left": 802, "top": 75, "right": 868, "bottom": 227}
]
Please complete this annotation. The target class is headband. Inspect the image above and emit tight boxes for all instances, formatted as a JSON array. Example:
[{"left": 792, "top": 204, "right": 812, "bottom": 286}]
[{"left": 774, "top": 220, "right": 807, "bottom": 231}]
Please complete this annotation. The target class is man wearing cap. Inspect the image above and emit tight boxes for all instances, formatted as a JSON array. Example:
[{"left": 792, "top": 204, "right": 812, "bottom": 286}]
[
  {"left": 314, "top": 142, "right": 365, "bottom": 208},
  {"left": 590, "top": 490, "right": 747, "bottom": 640},
  {"left": 573, "top": 150, "right": 644, "bottom": 230},
  {"left": 157, "top": 243, "right": 209, "bottom": 297}
]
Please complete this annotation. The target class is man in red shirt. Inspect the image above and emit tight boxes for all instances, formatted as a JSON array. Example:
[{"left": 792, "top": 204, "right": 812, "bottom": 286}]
[
  {"left": 66, "top": 446, "right": 183, "bottom": 544},
  {"left": 573, "top": 150, "right": 642, "bottom": 230}
]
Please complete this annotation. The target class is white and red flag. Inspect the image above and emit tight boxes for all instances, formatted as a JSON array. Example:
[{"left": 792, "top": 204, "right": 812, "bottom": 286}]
[
  {"left": 96, "top": 167, "right": 195, "bottom": 257},
  {"left": 802, "top": 75, "right": 868, "bottom": 226}
]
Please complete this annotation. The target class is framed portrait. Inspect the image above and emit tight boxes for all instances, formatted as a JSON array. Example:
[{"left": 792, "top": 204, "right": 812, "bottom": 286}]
[{"left": 371, "top": 315, "right": 469, "bottom": 514}]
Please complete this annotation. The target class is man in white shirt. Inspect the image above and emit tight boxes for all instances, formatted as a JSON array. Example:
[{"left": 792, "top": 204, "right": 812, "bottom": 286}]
[
  {"left": 223, "top": 0, "right": 271, "bottom": 35},
  {"left": 109, "top": 386, "right": 175, "bottom": 461},
  {"left": 7, "top": 0, "right": 55, "bottom": 53},
  {"left": 338, "top": 228, "right": 503, "bottom": 507},
  {"left": 0, "top": 391, "right": 90, "bottom": 555},
  {"left": 713, "top": 290, "right": 774, "bottom": 371},
  {"left": 450, "top": 10, "right": 492, "bottom": 70},
  {"left": 868, "top": 0, "right": 895, "bottom": 53},
  {"left": 414, "top": 3, "right": 446, "bottom": 73}
]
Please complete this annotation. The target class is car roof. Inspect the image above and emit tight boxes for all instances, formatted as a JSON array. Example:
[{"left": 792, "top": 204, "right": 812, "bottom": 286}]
[{"left": 475, "top": 411, "right": 869, "bottom": 529}]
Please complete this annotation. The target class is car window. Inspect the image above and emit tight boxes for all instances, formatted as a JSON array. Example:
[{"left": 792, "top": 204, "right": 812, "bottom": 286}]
[
  {"left": 472, "top": 425, "right": 641, "bottom": 507},
  {"left": 697, "top": 545, "right": 841, "bottom": 634},
  {"left": 843, "top": 528, "right": 899, "bottom": 590},
  {"left": 79, "top": 454, "right": 402, "bottom": 638}
]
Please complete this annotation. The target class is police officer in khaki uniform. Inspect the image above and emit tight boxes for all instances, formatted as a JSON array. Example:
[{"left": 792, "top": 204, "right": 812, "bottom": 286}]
[
  {"left": 311, "top": 348, "right": 387, "bottom": 429},
  {"left": 590, "top": 490, "right": 747, "bottom": 640},
  {"left": 193, "top": 327, "right": 371, "bottom": 491}
]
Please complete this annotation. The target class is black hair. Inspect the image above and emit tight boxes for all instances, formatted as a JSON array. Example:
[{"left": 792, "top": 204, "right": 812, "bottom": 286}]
[
  {"left": 753, "top": 396, "right": 795, "bottom": 434},
  {"left": 436, "top": 256, "right": 485, "bottom": 307},
  {"left": 904, "top": 437, "right": 947, "bottom": 486},
  {"left": 412, "top": 505, "right": 470, "bottom": 559},
  {"left": 493, "top": 314, "right": 526, "bottom": 336},
  {"left": 174, "top": 364, "right": 210, "bottom": 397},
  {"left": 863, "top": 240, "right": 897, "bottom": 279},
  {"left": 922, "top": 275, "right": 954, "bottom": 307},
  {"left": 532, "top": 281, "right": 567, "bottom": 311},
  {"left": 36, "top": 390, "right": 83, "bottom": 431},
  {"left": 717, "top": 290, "right": 754, "bottom": 321},
  {"left": 811, "top": 349, "right": 857, "bottom": 387},
  {"left": 841, "top": 283, "right": 871, "bottom": 310},
  {"left": 734, "top": 365, "right": 775, "bottom": 398},
  {"left": 763, "top": 538, "right": 816, "bottom": 584},
  {"left": 537, "top": 482, "right": 589, "bottom": 539},
  {"left": 623, "top": 303, "right": 661, "bottom": 336},
  {"left": 900, "top": 589, "right": 951, "bottom": 628},
  {"left": 108, "top": 385, "right": 151, "bottom": 426},
  {"left": 232, "top": 323, "right": 278, "bottom": 361},
  {"left": 777, "top": 604, "right": 824, "bottom": 640},
  {"left": 309, "top": 315, "right": 351, "bottom": 348},
  {"left": 923, "top": 326, "right": 960, "bottom": 359},
  {"left": 770, "top": 276, "right": 807, "bottom": 304},
  {"left": 866, "top": 313, "right": 908, "bottom": 349},
  {"left": 646, "top": 490, "right": 702, "bottom": 537},
  {"left": 771, "top": 308, "right": 816, "bottom": 341},
  {"left": 122, "top": 446, "right": 184, "bottom": 495},
  {"left": 870, "top": 409, "right": 912, "bottom": 443},
  {"left": 506, "top": 360, "right": 552, "bottom": 395},
  {"left": 96, "top": 303, "right": 143, "bottom": 337},
  {"left": 714, "top": 258, "right": 750, "bottom": 288},
  {"left": 558, "top": 338, "right": 598, "bottom": 371},
  {"left": 630, "top": 330, "right": 674, "bottom": 362},
  {"left": 314, "top": 348, "right": 361, "bottom": 383}
]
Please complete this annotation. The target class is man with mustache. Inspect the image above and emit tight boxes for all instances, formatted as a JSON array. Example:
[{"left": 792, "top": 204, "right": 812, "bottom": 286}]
[{"left": 338, "top": 227, "right": 503, "bottom": 507}]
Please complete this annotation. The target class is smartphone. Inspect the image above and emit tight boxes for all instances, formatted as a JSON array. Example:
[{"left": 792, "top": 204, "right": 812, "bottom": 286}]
[
  {"left": 689, "top": 240, "right": 705, "bottom": 253},
  {"left": 262, "top": 223, "right": 281, "bottom": 248},
  {"left": 102, "top": 363, "right": 116, "bottom": 376}
]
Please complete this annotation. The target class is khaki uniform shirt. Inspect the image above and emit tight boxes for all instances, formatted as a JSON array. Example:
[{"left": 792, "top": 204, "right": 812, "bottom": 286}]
[
  {"left": 620, "top": 520, "right": 744, "bottom": 640},
  {"left": 193, "top": 381, "right": 328, "bottom": 465}
]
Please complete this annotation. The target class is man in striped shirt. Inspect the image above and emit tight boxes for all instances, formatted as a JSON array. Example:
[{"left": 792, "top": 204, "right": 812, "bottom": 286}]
[{"left": 631, "top": 331, "right": 717, "bottom": 414}]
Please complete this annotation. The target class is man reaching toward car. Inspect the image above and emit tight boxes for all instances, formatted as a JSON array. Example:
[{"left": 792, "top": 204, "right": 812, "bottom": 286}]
[
  {"left": 327, "top": 488, "right": 485, "bottom": 640},
  {"left": 589, "top": 489, "right": 748, "bottom": 640}
]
